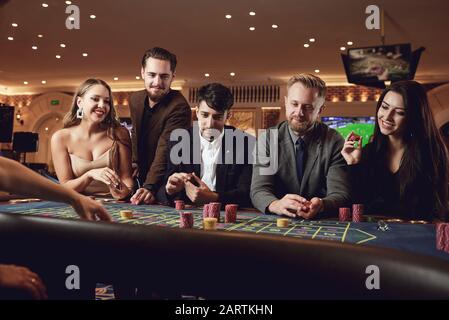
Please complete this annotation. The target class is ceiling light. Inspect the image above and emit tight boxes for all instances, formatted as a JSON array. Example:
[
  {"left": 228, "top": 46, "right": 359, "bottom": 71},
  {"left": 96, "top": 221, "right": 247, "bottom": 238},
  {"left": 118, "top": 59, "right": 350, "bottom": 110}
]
[
  {"left": 38, "top": 34, "right": 43, "bottom": 38},
  {"left": 135, "top": 76, "right": 140, "bottom": 80},
  {"left": 42, "top": 80, "right": 47, "bottom": 84},
  {"left": 204, "top": 73, "right": 210, "bottom": 77},
  {"left": 314, "top": 69, "right": 320, "bottom": 73},
  {"left": 65, "top": 1, "right": 72, "bottom": 4},
  {"left": 340, "top": 46, "right": 346, "bottom": 51},
  {"left": 7, "top": 36, "right": 14, "bottom": 41},
  {"left": 304, "top": 43, "right": 310, "bottom": 48},
  {"left": 60, "top": 43, "right": 66, "bottom": 48},
  {"left": 56, "top": 55, "right": 61, "bottom": 59},
  {"left": 69, "top": 17, "right": 75, "bottom": 21},
  {"left": 11, "top": 23, "right": 18, "bottom": 27},
  {"left": 249, "top": 27, "right": 255, "bottom": 31},
  {"left": 42, "top": 3, "right": 48, "bottom": 8},
  {"left": 82, "top": 53, "right": 88, "bottom": 57},
  {"left": 90, "top": 14, "right": 96, "bottom": 19},
  {"left": 32, "top": 46, "right": 38, "bottom": 50},
  {"left": 23, "top": 81, "right": 28, "bottom": 85},
  {"left": 230, "top": 72, "right": 235, "bottom": 77},
  {"left": 225, "top": 14, "right": 232, "bottom": 19},
  {"left": 347, "top": 41, "right": 353, "bottom": 46},
  {"left": 309, "top": 38, "right": 316, "bottom": 42},
  {"left": 249, "top": 11, "right": 256, "bottom": 16},
  {"left": 272, "top": 24, "right": 278, "bottom": 29},
  {"left": 113, "top": 77, "right": 119, "bottom": 81}
]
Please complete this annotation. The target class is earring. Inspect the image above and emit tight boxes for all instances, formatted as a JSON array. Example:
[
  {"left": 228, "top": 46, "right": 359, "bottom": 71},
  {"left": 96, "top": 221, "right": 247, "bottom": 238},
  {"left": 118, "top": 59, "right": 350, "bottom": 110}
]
[{"left": 76, "top": 108, "right": 84, "bottom": 119}]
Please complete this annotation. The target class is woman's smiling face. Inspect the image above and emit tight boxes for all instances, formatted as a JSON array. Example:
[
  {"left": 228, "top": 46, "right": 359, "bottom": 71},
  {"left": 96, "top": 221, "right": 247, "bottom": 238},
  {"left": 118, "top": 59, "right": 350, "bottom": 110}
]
[
  {"left": 377, "top": 90, "right": 406, "bottom": 138},
  {"left": 77, "top": 84, "right": 111, "bottom": 123}
]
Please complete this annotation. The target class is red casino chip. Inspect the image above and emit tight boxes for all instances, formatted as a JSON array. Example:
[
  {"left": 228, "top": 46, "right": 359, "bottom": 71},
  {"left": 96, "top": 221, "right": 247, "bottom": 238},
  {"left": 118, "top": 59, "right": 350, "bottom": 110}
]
[
  {"left": 225, "top": 204, "right": 238, "bottom": 223},
  {"left": 339, "top": 207, "right": 351, "bottom": 222},
  {"left": 208, "top": 202, "right": 221, "bottom": 223},
  {"left": 436, "top": 223, "right": 446, "bottom": 251},
  {"left": 202, "top": 204, "right": 209, "bottom": 219},
  {"left": 174, "top": 200, "right": 185, "bottom": 210},
  {"left": 348, "top": 132, "right": 361, "bottom": 142},
  {"left": 443, "top": 223, "right": 449, "bottom": 253},
  {"left": 352, "top": 204, "right": 364, "bottom": 223},
  {"left": 179, "top": 211, "right": 194, "bottom": 228}
]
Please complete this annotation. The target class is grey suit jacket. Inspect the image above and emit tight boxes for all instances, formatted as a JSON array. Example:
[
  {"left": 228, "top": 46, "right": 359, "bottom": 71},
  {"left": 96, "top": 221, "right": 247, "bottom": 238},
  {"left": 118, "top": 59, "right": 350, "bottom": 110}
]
[{"left": 250, "top": 120, "right": 350, "bottom": 215}]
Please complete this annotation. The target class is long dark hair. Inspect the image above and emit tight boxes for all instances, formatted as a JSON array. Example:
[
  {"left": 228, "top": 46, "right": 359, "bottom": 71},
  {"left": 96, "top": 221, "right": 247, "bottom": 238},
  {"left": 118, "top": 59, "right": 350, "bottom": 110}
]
[{"left": 370, "top": 80, "right": 448, "bottom": 220}]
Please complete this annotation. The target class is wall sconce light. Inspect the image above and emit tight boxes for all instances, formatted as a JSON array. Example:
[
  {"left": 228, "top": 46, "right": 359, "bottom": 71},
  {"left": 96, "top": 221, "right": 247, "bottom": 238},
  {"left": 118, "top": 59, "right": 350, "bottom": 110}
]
[{"left": 16, "top": 109, "right": 24, "bottom": 125}]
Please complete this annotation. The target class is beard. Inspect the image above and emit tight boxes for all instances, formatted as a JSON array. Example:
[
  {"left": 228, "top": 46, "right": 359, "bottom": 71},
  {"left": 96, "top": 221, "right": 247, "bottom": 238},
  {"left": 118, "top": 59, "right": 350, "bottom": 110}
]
[
  {"left": 288, "top": 115, "right": 312, "bottom": 135},
  {"left": 147, "top": 86, "right": 169, "bottom": 102}
]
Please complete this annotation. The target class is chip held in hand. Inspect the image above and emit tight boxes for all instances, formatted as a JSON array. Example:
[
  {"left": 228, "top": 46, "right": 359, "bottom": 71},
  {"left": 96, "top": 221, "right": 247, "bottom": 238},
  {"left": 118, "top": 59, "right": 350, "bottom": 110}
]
[{"left": 348, "top": 132, "right": 361, "bottom": 141}]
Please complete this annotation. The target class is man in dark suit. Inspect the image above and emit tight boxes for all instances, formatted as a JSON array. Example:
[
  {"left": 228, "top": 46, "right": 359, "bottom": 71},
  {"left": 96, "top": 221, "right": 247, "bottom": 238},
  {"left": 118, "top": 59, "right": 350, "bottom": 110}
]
[
  {"left": 157, "top": 83, "right": 254, "bottom": 207},
  {"left": 129, "top": 47, "right": 192, "bottom": 204},
  {"left": 251, "top": 74, "right": 350, "bottom": 219}
]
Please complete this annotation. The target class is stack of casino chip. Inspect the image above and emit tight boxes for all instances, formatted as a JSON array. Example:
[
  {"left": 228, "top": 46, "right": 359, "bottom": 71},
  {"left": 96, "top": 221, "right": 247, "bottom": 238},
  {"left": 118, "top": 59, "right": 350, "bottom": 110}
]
[
  {"left": 203, "top": 217, "right": 217, "bottom": 230},
  {"left": 277, "top": 218, "right": 290, "bottom": 228},
  {"left": 225, "top": 204, "right": 238, "bottom": 223},
  {"left": 202, "top": 204, "right": 210, "bottom": 219},
  {"left": 174, "top": 200, "right": 185, "bottom": 210},
  {"left": 179, "top": 211, "right": 194, "bottom": 229},
  {"left": 120, "top": 210, "right": 134, "bottom": 219},
  {"left": 352, "top": 204, "right": 364, "bottom": 222},
  {"left": 436, "top": 222, "right": 449, "bottom": 252},
  {"left": 339, "top": 207, "right": 351, "bottom": 222},
  {"left": 207, "top": 202, "right": 221, "bottom": 222}
]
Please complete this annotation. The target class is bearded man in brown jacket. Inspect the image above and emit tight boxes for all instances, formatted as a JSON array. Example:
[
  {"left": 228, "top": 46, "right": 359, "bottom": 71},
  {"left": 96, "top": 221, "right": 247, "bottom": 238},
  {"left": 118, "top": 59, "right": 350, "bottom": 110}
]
[{"left": 129, "top": 47, "right": 191, "bottom": 204}]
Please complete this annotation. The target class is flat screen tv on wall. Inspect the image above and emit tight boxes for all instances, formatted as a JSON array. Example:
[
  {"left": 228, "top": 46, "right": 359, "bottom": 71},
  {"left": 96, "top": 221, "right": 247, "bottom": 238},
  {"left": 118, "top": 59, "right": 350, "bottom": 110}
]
[{"left": 321, "top": 116, "right": 376, "bottom": 147}]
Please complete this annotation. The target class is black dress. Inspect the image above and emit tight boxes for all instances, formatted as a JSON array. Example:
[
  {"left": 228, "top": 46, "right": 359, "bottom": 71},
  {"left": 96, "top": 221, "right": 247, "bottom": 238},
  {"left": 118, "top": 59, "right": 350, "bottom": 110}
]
[{"left": 348, "top": 143, "right": 437, "bottom": 220}]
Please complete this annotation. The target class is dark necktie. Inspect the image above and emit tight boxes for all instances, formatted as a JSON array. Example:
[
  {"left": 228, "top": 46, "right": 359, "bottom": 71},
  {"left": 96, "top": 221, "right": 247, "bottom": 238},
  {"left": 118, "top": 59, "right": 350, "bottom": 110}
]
[{"left": 295, "top": 138, "right": 306, "bottom": 185}]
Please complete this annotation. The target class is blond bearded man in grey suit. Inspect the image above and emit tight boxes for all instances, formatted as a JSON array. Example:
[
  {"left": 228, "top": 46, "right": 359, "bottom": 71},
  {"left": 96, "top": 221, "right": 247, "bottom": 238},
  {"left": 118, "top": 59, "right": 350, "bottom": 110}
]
[{"left": 251, "top": 74, "right": 350, "bottom": 219}]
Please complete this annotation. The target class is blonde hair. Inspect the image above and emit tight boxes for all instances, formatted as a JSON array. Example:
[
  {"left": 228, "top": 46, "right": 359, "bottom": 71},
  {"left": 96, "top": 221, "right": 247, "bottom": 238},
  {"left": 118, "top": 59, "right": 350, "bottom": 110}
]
[
  {"left": 287, "top": 73, "right": 327, "bottom": 99},
  {"left": 63, "top": 78, "right": 119, "bottom": 128},
  {"left": 63, "top": 79, "right": 129, "bottom": 174}
]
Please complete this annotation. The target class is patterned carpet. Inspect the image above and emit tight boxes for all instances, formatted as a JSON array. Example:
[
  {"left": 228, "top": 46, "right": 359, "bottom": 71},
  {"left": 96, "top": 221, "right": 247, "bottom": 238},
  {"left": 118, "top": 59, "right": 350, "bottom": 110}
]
[{"left": 95, "top": 284, "right": 115, "bottom": 300}]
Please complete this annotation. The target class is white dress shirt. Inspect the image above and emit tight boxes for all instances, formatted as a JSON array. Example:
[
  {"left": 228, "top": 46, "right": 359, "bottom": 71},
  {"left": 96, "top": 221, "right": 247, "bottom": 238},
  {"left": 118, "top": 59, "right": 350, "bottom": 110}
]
[{"left": 199, "top": 129, "right": 224, "bottom": 191}]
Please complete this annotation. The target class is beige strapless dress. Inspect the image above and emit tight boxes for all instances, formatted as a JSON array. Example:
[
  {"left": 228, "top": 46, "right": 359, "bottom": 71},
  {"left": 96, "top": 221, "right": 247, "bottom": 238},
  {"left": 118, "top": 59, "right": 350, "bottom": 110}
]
[{"left": 69, "top": 149, "right": 111, "bottom": 195}]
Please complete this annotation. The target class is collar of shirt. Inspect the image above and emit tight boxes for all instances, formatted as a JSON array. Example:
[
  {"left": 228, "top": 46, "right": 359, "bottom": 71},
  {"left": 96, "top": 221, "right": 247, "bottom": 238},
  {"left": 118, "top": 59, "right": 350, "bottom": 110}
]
[
  {"left": 144, "top": 89, "right": 173, "bottom": 113},
  {"left": 198, "top": 128, "right": 224, "bottom": 191},
  {"left": 199, "top": 128, "right": 225, "bottom": 152},
  {"left": 288, "top": 123, "right": 315, "bottom": 147}
]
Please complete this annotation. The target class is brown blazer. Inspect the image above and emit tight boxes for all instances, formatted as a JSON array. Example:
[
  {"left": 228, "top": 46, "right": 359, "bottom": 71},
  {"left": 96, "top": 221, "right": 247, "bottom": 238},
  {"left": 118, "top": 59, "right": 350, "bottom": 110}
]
[{"left": 129, "top": 89, "right": 192, "bottom": 191}]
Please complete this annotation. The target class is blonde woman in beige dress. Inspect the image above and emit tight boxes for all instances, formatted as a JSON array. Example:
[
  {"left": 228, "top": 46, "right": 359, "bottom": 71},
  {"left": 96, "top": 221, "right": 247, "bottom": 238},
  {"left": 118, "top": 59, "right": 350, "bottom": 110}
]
[{"left": 51, "top": 79, "right": 133, "bottom": 199}]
